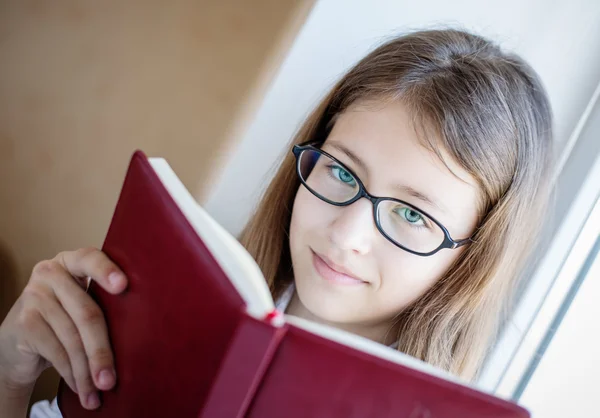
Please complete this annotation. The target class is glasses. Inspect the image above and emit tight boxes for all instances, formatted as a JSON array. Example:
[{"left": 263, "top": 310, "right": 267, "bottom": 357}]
[{"left": 292, "top": 142, "right": 472, "bottom": 256}]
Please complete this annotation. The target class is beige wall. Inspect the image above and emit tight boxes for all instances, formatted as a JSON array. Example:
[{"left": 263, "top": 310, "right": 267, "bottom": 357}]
[{"left": 0, "top": 0, "right": 313, "bottom": 406}]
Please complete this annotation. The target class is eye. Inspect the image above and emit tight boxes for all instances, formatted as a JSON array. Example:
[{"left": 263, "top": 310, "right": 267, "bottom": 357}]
[
  {"left": 393, "top": 206, "right": 426, "bottom": 226},
  {"left": 329, "top": 165, "right": 357, "bottom": 186}
]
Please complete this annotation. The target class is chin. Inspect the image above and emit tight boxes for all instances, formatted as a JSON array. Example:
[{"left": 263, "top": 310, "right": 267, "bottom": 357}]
[
  {"left": 298, "top": 289, "right": 357, "bottom": 324},
  {"left": 292, "top": 266, "right": 365, "bottom": 324}
]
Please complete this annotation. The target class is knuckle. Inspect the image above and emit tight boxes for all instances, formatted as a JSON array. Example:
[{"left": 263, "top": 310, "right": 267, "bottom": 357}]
[
  {"left": 74, "top": 247, "right": 98, "bottom": 261},
  {"left": 90, "top": 346, "right": 113, "bottom": 367},
  {"left": 78, "top": 303, "right": 104, "bottom": 324},
  {"left": 22, "top": 283, "right": 50, "bottom": 302},
  {"left": 16, "top": 308, "right": 40, "bottom": 333},
  {"left": 53, "top": 347, "right": 71, "bottom": 369},
  {"left": 64, "top": 326, "right": 85, "bottom": 351},
  {"left": 31, "top": 260, "right": 58, "bottom": 279}
]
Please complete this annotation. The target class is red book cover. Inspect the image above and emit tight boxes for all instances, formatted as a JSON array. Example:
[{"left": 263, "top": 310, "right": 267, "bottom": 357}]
[{"left": 56, "top": 150, "right": 530, "bottom": 418}]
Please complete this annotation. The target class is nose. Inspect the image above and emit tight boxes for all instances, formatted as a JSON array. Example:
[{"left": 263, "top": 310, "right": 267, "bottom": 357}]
[{"left": 327, "top": 197, "right": 376, "bottom": 255}]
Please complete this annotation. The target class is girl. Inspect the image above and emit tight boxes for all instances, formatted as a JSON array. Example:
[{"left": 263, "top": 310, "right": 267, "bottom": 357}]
[{"left": 0, "top": 27, "right": 553, "bottom": 416}]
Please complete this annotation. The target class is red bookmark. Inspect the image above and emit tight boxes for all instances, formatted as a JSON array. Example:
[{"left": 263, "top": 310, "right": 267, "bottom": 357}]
[{"left": 264, "top": 309, "right": 282, "bottom": 324}]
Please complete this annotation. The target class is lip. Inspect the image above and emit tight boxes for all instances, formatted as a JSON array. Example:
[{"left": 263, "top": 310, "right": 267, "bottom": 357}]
[{"left": 311, "top": 250, "right": 367, "bottom": 286}]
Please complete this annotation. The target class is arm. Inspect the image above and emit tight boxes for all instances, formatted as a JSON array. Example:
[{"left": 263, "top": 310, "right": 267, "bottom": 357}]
[{"left": 0, "top": 374, "right": 35, "bottom": 418}]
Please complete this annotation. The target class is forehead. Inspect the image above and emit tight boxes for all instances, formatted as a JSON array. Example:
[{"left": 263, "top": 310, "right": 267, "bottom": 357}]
[{"left": 323, "top": 100, "right": 481, "bottom": 230}]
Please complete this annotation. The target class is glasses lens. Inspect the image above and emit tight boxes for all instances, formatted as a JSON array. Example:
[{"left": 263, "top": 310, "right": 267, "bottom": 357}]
[
  {"left": 377, "top": 199, "right": 445, "bottom": 253},
  {"left": 298, "top": 149, "right": 359, "bottom": 204}
]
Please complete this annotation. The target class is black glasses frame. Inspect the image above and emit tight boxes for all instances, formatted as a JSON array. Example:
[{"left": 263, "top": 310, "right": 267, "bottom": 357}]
[{"left": 292, "top": 141, "right": 473, "bottom": 256}]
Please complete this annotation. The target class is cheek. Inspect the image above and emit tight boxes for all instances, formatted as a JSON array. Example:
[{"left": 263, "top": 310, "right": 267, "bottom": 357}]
[
  {"left": 376, "top": 247, "right": 462, "bottom": 310},
  {"left": 289, "top": 187, "right": 331, "bottom": 249}
]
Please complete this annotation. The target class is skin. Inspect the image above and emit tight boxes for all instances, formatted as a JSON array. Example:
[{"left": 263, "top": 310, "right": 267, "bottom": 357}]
[
  {"left": 286, "top": 100, "right": 481, "bottom": 345},
  {"left": 0, "top": 100, "right": 480, "bottom": 416},
  {"left": 0, "top": 248, "right": 127, "bottom": 413}
]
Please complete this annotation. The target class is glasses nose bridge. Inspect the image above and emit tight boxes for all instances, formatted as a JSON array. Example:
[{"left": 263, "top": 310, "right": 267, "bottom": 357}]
[{"left": 356, "top": 183, "right": 380, "bottom": 208}]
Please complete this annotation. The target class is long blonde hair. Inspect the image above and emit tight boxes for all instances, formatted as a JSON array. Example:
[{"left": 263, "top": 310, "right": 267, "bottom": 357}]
[{"left": 239, "top": 28, "right": 554, "bottom": 381}]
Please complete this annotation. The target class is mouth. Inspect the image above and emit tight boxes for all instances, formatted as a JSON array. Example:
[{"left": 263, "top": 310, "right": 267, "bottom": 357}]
[{"left": 311, "top": 249, "right": 368, "bottom": 286}]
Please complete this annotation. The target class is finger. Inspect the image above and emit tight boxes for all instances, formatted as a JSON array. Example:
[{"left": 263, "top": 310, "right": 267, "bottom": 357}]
[
  {"left": 57, "top": 248, "right": 128, "bottom": 294},
  {"left": 39, "top": 295, "right": 113, "bottom": 403},
  {"left": 18, "top": 310, "right": 99, "bottom": 410},
  {"left": 50, "top": 272, "right": 117, "bottom": 392}
]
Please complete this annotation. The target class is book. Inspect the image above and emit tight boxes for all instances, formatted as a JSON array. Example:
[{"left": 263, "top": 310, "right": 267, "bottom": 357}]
[{"left": 56, "top": 150, "right": 530, "bottom": 417}]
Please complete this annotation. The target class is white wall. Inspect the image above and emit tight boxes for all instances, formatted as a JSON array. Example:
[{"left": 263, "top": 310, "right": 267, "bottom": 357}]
[
  {"left": 205, "top": 0, "right": 600, "bottom": 238},
  {"left": 519, "top": 243, "right": 600, "bottom": 417}
]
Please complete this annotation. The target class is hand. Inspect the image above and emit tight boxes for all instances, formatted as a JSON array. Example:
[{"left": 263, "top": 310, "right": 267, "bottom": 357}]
[{"left": 0, "top": 247, "right": 128, "bottom": 410}]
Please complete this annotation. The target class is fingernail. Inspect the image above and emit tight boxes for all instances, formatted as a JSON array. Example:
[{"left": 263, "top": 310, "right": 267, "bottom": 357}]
[
  {"left": 108, "top": 272, "right": 124, "bottom": 287},
  {"left": 87, "top": 392, "right": 100, "bottom": 409},
  {"left": 98, "top": 368, "right": 114, "bottom": 387}
]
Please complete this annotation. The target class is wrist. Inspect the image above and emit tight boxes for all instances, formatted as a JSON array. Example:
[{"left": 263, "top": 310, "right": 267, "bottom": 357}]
[
  {"left": 0, "top": 369, "right": 34, "bottom": 418},
  {"left": 0, "top": 363, "right": 35, "bottom": 399}
]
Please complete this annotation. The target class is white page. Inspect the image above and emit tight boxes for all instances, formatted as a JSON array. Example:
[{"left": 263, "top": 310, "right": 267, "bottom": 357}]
[{"left": 149, "top": 158, "right": 275, "bottom": 318}]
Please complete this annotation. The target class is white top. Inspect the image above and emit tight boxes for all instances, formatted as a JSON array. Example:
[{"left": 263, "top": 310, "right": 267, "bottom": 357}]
[{"left": 29, "top": 282, "right": 397, "bottom": 417}]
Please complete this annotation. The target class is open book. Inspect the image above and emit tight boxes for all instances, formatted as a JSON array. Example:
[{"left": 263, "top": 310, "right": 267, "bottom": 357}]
[{"left": 56, "top": 150, "right": 530, "bottom": 418}]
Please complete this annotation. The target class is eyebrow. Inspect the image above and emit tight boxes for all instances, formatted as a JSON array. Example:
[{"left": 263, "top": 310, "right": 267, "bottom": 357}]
[
  {"left": 327, "top": 141, "right": 368, "bottom": 173},
  {"left": 326, "top": 141, "right": 448, "bottom": 215},
  {"left": 393, "top": 184, "right": 447, "bottom": 215}
]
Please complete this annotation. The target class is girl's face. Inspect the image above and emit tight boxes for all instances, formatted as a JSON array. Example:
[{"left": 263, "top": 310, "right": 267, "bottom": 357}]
[{"left": 288, "top": 100, "right": 481, "bottom": 328}]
